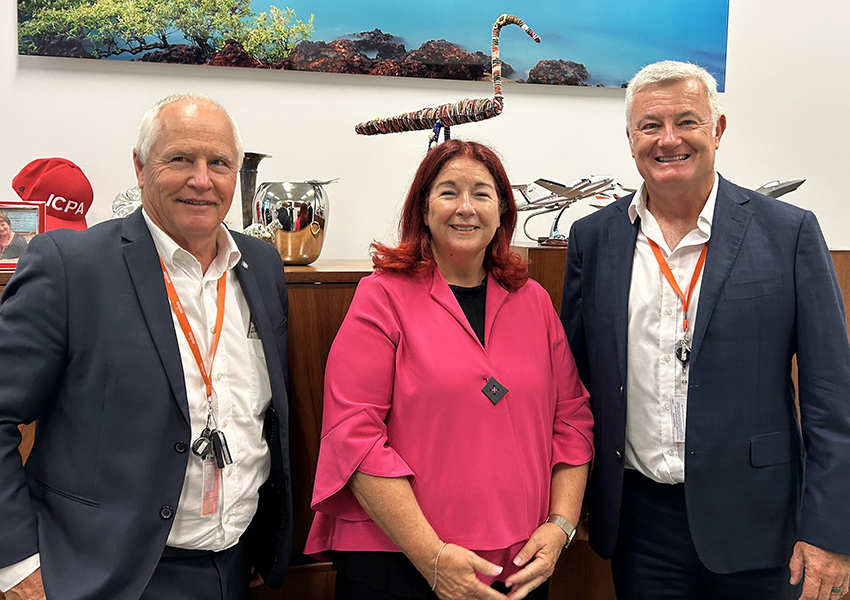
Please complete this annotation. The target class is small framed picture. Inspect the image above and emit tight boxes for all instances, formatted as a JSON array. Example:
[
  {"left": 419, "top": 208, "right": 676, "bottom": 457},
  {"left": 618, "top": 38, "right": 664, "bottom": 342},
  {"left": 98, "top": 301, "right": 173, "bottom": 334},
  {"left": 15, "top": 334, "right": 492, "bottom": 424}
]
[{"left": 1, "top": 201, "right": 46, "bottom": 269}]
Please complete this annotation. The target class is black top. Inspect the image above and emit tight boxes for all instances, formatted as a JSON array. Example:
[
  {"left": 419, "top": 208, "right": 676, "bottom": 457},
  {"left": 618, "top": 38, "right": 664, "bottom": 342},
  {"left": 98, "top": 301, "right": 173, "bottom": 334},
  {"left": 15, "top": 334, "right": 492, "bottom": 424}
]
[
  {"left": 449, "top": 277, "right": 487, "bottom": 347},
  {"left": 0, "top": 233, "right": 27, "bottom": 260}
]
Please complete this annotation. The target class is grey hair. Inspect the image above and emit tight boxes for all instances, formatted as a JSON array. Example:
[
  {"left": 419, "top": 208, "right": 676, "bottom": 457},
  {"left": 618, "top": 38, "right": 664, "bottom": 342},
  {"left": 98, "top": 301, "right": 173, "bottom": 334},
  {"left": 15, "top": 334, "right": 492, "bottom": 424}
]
[
  {"left": 135, "top": 93, "right": 244, "bottom": 169},
  {"left": 625, "top": 61, "right": 722, "bottom": 129}
]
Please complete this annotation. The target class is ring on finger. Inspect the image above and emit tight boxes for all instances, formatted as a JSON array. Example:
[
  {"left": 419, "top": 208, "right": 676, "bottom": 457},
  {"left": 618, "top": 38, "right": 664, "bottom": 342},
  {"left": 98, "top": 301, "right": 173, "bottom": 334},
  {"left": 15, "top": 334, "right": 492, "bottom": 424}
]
[{"left": 832, "top": 586, "right": 843, "bottom": 595}]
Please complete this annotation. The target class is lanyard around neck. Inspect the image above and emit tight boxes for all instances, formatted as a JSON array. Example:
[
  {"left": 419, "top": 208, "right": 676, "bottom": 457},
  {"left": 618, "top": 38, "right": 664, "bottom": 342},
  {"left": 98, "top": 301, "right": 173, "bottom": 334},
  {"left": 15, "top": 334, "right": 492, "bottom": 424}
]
[
  {"left": 159, "top": 257, "right": 226, "bottom": 399},
  {"left": 647, "top": 239, "right": 707, "bottom": 334}
]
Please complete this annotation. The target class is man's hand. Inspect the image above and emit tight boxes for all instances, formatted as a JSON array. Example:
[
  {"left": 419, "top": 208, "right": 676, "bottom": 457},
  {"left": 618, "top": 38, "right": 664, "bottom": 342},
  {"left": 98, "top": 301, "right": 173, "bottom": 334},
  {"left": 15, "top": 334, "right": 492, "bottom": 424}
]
[
  {"left": 789, "top": 541, "right": 850, "bottom": 600},
  {"left": 4, "top": 569, "right": 45, "bottom": 600}
]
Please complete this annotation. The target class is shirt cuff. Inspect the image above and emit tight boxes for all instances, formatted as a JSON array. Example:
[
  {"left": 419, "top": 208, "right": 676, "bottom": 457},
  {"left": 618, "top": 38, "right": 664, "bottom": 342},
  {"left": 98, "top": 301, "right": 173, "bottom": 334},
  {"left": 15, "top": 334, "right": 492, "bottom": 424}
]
[{"left": 0, "top": 553, "right": 40, "bottom": 593}]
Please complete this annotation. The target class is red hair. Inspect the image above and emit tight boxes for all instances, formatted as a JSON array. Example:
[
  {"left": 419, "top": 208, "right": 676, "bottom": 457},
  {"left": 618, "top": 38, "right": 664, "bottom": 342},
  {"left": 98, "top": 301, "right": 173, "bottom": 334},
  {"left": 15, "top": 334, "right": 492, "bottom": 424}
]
[{"left": 371, "top": 140, "right": 528, "bottom": 291}]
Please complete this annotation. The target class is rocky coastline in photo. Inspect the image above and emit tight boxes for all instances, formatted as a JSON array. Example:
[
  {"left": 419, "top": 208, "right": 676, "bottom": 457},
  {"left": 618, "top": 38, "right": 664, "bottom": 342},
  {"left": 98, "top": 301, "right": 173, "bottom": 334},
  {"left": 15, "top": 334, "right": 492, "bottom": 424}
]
[{"left": 136, "top": 28, "right": 597, "bottom": 86}]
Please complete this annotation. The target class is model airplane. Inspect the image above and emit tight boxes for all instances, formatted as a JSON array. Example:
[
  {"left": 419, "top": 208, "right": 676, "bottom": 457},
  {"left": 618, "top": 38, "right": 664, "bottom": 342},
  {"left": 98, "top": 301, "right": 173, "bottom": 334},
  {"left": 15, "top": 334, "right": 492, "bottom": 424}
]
[
  {"left": 514, "top": 176, "right": 632, "bottom": 243},
  {"left": 516, "top": 175, "right": 806, "bottom": 246},
  {"left": 513, "top": 176, "right": 615, "bottom": 212},
  {"left": 754, "top": 179, "right": 805, "bottom": 198}
]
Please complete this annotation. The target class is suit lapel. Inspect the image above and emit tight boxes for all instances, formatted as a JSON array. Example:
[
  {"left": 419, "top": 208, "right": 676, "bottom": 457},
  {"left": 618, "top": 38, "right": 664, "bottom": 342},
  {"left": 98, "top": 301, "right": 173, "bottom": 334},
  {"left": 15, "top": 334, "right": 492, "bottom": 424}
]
[
  {"left": 690, "top": 177, "right": 752, "bottom": 363},
  {"left": 121, "top": 210, "right": 190, "bottom": 424},
  {"left": 609, "top": 197, "right": 640, "bottom": 381}
]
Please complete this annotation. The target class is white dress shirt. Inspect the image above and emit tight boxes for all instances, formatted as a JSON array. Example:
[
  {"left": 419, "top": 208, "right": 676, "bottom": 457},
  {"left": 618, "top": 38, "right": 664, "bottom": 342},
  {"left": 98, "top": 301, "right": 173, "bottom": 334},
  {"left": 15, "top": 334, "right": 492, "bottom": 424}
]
[
  {"left": 625, "top": 173, "right": 718, "bottom": 484},
  {"left": 143, "top": 210, "right": 272, "bottom": 550}
]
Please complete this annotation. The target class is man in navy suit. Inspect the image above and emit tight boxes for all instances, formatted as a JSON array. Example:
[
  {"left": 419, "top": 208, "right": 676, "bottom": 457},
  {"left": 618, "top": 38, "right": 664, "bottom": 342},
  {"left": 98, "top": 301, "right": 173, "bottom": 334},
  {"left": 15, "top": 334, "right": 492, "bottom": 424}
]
[
  {"left": 562, "top": 61, "right": 850, "bottom": 599},
  {"left": 0, "top": 94, "right": 292, "bottom": 599}
]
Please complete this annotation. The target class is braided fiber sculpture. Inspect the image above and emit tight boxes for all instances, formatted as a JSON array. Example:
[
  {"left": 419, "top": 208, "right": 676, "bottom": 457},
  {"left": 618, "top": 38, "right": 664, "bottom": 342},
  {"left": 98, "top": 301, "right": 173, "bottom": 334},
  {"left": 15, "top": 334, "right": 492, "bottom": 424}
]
[{"left": 354, "top": 14, "right": 540, "bottom": 136}]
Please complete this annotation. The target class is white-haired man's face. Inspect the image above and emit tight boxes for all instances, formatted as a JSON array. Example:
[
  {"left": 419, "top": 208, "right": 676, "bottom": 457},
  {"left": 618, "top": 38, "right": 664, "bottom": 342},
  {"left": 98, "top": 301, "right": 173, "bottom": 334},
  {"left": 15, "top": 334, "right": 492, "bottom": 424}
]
[
  {"left": 134, "top": 99, "right": 239, "bottom": 257},
  {"left": 627, "top": 78, "right": 726, "bottom": 200}
]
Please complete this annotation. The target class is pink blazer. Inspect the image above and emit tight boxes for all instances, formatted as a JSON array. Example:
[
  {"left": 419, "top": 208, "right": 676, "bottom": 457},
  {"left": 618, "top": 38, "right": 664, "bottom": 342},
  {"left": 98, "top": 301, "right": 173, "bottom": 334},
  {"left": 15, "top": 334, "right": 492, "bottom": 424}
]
[{"left": 305, "top": 268, "right": 593, "bottom": 570}]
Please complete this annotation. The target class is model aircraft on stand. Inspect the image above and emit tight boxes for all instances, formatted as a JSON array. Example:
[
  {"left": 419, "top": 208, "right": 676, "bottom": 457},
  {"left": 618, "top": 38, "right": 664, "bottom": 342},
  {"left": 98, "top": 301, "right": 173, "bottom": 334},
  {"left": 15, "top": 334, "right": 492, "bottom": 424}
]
[
  {"left": 514, "top": 177, "right": 806, "bottom": 245},
  {"left": 513, "top": 176, "right": 633, "bottom": 244}
]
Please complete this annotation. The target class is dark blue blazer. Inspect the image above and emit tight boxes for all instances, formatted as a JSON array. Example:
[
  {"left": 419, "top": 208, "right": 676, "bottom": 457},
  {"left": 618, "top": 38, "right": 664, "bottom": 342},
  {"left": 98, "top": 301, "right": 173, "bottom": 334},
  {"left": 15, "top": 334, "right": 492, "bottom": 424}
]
[
  {"left": 561, "top": 176, "right": 850, "bottom": 573},
  {"left": 0, "top": 209, "right": 292, "bottom": 598}
]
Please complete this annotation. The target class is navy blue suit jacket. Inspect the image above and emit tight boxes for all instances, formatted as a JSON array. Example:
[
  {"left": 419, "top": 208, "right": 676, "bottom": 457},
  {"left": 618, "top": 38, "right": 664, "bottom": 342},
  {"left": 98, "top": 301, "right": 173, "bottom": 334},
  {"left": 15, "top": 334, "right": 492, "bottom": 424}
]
[
  {"left": 561, "top": 176, "right": 850, "bottom": 573},
  {"left": 0, "top": 209, "right": 292, "bottom": 598}
]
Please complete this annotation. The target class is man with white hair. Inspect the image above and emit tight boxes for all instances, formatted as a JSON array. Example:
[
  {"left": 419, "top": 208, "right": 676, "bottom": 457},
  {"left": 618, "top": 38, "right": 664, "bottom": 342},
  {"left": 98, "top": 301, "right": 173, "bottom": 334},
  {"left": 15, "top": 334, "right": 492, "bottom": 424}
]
[
  {"left": 562, "top": 61, "right": 850, "bottom": 599},
  {"left": 0, "top": 94, "right": 292, "bottom": 599}
]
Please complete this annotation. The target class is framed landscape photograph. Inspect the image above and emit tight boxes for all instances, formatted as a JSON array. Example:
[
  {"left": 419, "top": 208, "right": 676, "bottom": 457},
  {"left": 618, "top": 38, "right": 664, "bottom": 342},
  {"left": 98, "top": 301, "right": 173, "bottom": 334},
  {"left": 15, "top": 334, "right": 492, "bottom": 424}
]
[
  {"left": 0, "top": 201, "right": 46, "bottom": 269},
  {"left": 17, "top": 0, "right": 729, "bottom": 90}
]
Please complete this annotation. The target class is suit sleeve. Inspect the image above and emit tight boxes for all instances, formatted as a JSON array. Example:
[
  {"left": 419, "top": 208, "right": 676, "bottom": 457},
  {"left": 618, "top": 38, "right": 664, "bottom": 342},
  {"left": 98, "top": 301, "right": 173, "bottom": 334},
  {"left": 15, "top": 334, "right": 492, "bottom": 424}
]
[
  {"left": 309, "top": 276, "right": 415, "bottom": 521},
  {"left": 561, "top": 221, "right": 592, "bottom": 390},
  {"left": 794, "top": 211, "right": 850, "bottom": 555},
  {"left": 0, "top": 235, "right": 70, "bottom": 568}
]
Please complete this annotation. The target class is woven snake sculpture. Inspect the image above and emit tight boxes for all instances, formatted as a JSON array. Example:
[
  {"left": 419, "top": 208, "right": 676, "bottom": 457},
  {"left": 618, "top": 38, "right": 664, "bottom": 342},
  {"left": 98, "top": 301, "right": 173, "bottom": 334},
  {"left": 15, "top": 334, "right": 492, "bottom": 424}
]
[{"left": 354, "top": 14, "right": 540, "bottom": 137}]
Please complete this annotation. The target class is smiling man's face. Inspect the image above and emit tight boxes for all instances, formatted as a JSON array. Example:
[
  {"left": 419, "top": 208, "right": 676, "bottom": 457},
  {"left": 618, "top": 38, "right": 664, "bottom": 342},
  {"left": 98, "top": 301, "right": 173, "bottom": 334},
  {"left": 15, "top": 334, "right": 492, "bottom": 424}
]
[
  {"left": 134, "top": 99, "right": 238, "bottom": 257},
  {"left": 628, "top": 78, "right": 726, "bottom": 201}
]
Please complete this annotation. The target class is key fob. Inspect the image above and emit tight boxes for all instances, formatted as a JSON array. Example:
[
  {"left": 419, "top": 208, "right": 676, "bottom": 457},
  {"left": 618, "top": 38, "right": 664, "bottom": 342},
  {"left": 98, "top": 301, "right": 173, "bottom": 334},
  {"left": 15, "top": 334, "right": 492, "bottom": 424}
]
[{"left": 212, "top": 429, "right": 232, "bottom": 468}]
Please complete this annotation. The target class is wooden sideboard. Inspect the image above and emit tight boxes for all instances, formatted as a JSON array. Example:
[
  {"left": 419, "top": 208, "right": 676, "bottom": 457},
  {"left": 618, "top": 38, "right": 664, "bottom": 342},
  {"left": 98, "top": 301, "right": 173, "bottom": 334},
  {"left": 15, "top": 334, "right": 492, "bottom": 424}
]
[{"left": 4, "top": 249, "right": 850, "bottom": 600}]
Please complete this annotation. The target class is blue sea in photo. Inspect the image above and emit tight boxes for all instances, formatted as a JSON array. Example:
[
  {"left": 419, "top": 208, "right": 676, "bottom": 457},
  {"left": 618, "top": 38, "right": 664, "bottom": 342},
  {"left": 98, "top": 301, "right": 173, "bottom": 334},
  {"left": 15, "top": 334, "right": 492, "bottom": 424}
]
[{"left": 260, "top": 0, "right": 729, "bottom": 90}]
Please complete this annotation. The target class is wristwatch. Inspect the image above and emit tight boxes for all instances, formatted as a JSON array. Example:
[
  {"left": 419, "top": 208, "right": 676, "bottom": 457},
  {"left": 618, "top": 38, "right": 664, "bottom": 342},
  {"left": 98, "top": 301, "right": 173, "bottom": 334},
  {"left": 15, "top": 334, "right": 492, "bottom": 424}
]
[{"left": 545, "top": 514, "right": 577, "bottom": 548}]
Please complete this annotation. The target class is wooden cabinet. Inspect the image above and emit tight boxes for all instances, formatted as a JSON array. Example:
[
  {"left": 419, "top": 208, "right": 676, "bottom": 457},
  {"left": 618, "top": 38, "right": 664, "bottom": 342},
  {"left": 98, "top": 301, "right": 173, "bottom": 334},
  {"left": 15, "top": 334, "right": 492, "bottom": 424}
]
[{"left": 0, "top": 271, "right": 11, "bottom": 297}]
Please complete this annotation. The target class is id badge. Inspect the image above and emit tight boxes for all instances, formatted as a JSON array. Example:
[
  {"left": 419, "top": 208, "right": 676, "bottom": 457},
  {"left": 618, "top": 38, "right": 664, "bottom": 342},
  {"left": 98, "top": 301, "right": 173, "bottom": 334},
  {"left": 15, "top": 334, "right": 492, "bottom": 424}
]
[
  {"left": 202, "top": 460, "right": 220, "bottom": 516},
  {"left": 672, "top": 395, "right": 687, "bottom": 443}
]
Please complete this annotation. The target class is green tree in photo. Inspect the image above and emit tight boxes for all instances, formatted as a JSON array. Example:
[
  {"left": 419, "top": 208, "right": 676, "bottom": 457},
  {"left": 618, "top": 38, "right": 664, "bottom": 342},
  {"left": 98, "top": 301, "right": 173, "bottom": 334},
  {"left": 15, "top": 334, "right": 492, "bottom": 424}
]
[
  {"left": 17, "top": 0, "right": 313, "bottom": 63},
  {"left": 243, "top": 6, "right": 313, "bottom": 63}
]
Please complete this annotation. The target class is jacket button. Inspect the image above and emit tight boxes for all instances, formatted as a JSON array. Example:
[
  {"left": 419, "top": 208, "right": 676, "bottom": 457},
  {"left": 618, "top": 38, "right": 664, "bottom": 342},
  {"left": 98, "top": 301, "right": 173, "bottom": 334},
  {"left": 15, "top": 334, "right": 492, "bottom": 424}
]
[
  {"left": 174, "top": 442, "right": 187, "bottom": 453},
  {"left": 160, "top": 506, "right": 174, "bottom": 520},
  {"left": 619, "top": 386, "right": 624, "bottom": 396},
  {"left": 615, "top": 450, "right": 623, "bottom": 461}
]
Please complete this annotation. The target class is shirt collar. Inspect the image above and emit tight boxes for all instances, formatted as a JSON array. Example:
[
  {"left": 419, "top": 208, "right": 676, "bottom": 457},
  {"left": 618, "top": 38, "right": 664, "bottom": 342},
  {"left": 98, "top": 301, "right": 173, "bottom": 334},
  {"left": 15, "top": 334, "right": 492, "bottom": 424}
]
[
  {"left": 141, "top": 209, "right": 241, "bottom": 279},
  {"left": 628, "top": 172, "right": 718, "bottom": 238}
]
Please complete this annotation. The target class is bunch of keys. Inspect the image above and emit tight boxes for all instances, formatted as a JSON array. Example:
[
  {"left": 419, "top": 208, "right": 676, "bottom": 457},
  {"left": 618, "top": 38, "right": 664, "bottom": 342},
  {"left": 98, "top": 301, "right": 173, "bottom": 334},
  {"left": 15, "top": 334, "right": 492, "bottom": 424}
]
[{"left": 191, "top": 421, "right": 232, "bottom": 468}]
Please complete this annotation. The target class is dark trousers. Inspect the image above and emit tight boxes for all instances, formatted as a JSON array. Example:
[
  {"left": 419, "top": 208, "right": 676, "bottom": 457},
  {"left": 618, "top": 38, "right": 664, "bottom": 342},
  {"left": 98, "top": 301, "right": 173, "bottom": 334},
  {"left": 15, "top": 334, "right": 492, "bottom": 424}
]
[
  {"left": 335, "top": 568, "right": 550, "bottom": 600},
  {"left": 610, "top": 469, "right": 801, "bottom": 600},
  {"left": 140, "top": 540, "right": 252, "bottom": 600}
]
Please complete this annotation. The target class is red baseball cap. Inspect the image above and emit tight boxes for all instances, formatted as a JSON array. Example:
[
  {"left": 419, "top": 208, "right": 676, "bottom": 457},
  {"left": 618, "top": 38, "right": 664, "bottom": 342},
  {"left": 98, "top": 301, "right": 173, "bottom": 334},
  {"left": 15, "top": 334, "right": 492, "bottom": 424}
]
[{"left": 12, "top": 157, "right": 93, "bottom": 231}]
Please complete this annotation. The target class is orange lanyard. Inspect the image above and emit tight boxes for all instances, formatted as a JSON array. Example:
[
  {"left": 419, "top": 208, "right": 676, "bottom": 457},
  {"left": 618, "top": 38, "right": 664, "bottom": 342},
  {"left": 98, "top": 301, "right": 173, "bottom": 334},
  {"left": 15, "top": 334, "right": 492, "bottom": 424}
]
[
  {"left": 647, "top": 240, "right": 707, "bottom": 334},
  {"left": 159, "top": 257, "right": 226, "bottom": 399}
]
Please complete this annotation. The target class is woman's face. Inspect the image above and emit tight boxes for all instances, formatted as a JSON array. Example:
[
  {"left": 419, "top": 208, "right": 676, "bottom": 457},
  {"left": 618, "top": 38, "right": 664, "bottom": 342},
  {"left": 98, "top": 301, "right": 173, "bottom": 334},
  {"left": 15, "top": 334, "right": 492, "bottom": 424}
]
[
  {"left": 424, "top": 156, "right": 501, "bottom": 276},
  {"left": 0, "top": 219, "right": 11, "bottom": 238}
]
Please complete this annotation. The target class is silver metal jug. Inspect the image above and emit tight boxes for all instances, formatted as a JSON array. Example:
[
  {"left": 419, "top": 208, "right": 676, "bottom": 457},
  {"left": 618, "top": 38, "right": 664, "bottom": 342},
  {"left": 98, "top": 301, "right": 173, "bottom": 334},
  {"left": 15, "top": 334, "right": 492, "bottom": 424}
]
[{"left": 253, "top": 180, "right": 336, "bottom": 265}]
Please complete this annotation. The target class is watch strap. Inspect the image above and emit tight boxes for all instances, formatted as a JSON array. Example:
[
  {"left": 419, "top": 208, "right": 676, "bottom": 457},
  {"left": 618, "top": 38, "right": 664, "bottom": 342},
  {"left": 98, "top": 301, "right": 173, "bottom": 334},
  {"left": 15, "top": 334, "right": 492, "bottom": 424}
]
[{"left": 545, "top": 514, "right": 577, "bottom": 547}]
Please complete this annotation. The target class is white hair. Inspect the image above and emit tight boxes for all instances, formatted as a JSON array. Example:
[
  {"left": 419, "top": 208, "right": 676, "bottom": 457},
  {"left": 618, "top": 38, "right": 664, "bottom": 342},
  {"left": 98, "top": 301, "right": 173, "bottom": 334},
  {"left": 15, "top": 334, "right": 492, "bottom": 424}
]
[
  {"left": 135, "top": 93, "right": 244, "bottom": 169},
  {"left": 625, "top": 61, "right": 722, "bottom": 129}
]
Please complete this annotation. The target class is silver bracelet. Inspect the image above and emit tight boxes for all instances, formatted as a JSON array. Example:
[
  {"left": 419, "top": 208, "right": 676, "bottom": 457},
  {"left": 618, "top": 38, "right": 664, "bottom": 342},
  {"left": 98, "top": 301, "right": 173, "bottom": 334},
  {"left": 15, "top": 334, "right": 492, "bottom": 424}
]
[{"left": 431, "top": 542, "right": 448, "bottom": 591}]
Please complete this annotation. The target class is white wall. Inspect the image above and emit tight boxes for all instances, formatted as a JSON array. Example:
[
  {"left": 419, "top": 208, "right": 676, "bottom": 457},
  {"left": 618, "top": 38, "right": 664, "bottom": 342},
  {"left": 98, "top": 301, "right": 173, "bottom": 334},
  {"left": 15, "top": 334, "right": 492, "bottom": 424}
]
[{"left": 2, "top": 1, "right": 849, "bottom": 258}]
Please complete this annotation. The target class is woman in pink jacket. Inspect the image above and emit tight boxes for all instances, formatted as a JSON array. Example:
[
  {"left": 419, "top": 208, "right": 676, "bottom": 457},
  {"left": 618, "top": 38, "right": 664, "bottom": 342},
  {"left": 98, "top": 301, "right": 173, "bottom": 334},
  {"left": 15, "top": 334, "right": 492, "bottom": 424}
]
[{"left": 305, "top": 140, "right": 593, "bottom": 600}]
